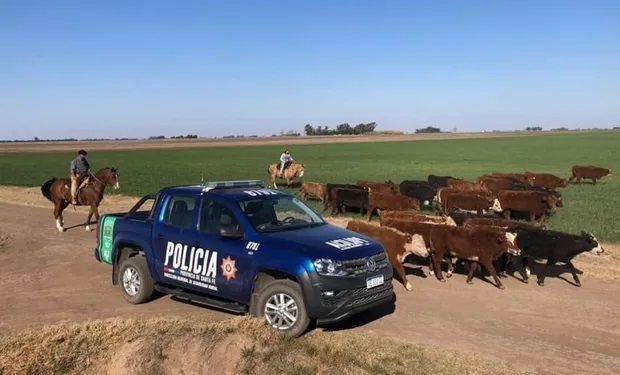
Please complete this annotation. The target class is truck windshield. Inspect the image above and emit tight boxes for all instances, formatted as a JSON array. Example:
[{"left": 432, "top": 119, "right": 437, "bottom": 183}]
[{"left": 239, "top": 196, "right": 325, "bottom": 233}]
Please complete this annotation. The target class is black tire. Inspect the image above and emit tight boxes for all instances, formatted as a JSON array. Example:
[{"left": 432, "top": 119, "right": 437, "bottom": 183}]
[
  {"left": 118, "top": 255, "right": 155, "bottom": 304},
  {"left": 255, "top": 280, "right": 311, "bottom": 337}
]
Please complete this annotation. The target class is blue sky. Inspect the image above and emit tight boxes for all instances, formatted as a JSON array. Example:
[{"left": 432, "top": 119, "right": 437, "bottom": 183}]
[{"left": 1, "top": 0, "right": 619, "bottom": 139}]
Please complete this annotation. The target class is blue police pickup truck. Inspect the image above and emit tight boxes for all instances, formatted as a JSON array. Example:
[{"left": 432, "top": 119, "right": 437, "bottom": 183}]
[{"left": 94, "top": 180, "right": 394, "bottom": 336}]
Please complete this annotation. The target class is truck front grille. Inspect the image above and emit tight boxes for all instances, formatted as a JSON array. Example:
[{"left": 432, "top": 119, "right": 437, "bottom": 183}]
[{"left": 340, "top": 252, "right": 389, "bottom": 276}]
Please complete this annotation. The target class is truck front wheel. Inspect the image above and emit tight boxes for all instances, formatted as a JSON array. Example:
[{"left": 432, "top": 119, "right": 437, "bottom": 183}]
[
  {"left": 118, "top": 255, "right": 155, "bottom": 304},
  {"left": 256, "top": 280, "right": 311, "bottom": 337}
]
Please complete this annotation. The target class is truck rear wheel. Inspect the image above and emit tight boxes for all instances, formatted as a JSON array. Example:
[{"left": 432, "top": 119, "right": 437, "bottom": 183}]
[
  {"left": 256, "top": 280, "right": 310, "bottom": 337},
  {"left": 118, "top": 255, "right": 154, "bottom": 304}
]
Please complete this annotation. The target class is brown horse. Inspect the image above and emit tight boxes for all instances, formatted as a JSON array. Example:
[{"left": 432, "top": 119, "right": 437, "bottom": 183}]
[
  {"left": 41, "top": 167, "right": 120, "bottom": 232},
  {"left": 267, "top": 162, "right": 305, "bottom": 189}
]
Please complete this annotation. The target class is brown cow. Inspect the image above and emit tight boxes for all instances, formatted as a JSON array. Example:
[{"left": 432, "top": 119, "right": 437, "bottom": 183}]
[
  {"left": 441, "top": 191, "right": 502, "bottom": 216},
  {"left": 569, "top": 165, "right": 612, "bottom": 185},
  {"left": 447, "top": 179, "right": 487, "bottom": 192},
  {"left": 299, "top": 182, "right": 327, "bottom": 203},
  {"left": 357, "top": 180, "right": 399, "bottom": 194},
  {"left": 437, "top": 187, "right": 492, "bottom": 204},
  {"left": 524, "top": 172, "right": 568, "bottom": 189},
  {"left": 379, "top": 210, "right": 457, "bottom": 226},
  {"left": 489, "top": 172, "right": 529, "bottom": 184},
  {"left": 429, "top": 225, "right": 519, "bottom": 289},
  {"left": 380, "top": 218, "right": 455, "bottom": 277},
  {"left": 367, "top": 191, "right": 420, "bottom": 221},
  {"left": 479, "top": 176, "right": 518, "bottom": 196},
  {"left": 462, "top": 217, "right": 543, "bottom": 231},
  {"left": 497, "top": 190, "right": 562, "bottom": 222},
  {"left": 346, "top": 220, "right": 428, "bottom": 291}
]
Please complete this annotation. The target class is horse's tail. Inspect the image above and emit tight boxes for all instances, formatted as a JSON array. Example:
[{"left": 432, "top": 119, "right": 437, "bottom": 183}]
[{"left": 41, "top": 178, "right": 56, "bottom": 201}]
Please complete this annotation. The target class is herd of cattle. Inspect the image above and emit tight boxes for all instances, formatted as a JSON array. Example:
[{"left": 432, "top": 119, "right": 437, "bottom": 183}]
[{"left": 298, "top": 165, "right": 612, "bottom": 290}]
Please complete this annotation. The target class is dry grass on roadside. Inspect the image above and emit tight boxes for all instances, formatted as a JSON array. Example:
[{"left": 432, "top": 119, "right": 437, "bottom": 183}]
[{"left": 0, "top": 316, "right": 523, "bottom": 375}]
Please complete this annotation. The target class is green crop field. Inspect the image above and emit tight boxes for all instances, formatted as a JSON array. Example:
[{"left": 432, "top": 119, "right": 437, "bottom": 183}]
[{"left": 1, "top": 132, "right": 618, "bottom": 242}]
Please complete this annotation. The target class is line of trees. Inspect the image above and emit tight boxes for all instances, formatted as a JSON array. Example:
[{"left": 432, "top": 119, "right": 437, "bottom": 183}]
[
  {"left": 303, "top": 122, "right": 377, "bottom": 136},
  {"left": 415, "top": 126, "right": 441, "bottom": 133}
]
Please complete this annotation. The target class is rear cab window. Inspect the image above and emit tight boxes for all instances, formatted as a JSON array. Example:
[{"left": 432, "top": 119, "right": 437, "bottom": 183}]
[
  {"left": 162, "top": 195, "right": 197, "bottom": 229},
  {"left": 199, "top": 198, "right": 243, "bottom": 235}
]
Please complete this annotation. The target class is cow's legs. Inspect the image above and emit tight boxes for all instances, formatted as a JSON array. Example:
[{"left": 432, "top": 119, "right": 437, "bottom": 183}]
[
  {"left": 521, "top": 257, "right": 530, "bottom": 283},
  {"left": 481, "top": 258, "right": 504, "bottom": 289},
  {"left": 466, "top": 262, "right": 478, "bottom": 284},
  {"left": 446, "top": 257, "right": 455, "bottom": 278},
  {"left": 495, "top": 254, "right": 509, "bottom": 278},
  {"left": 537, "top": 258, "right": 555, "bottom": 286},
  {"left": 567, "top": 260, "right": 581, "bottom": 287},
  {"left": 431, "top": 253, "right": 445, "bottom": 282},
  {"left": 576, "top": 176, "right": 582, "bottom": 184},
  {"left": 592, "top": 178, "right": 597, "bottom": 185},
  {"left": 568, "top": 174, "right": 575, "bottom": 183},
  {"left": 503, "top": 210, "right": 511, "bottom": 220},
  {"left": 392, "top": 257, "right": 412, "bottom": 291},
  {"left": 366, "top": 206, "right": 375, "bottom": 221},
  {"left": 428, "top": 257, "right": 436, "bottom": 276}
]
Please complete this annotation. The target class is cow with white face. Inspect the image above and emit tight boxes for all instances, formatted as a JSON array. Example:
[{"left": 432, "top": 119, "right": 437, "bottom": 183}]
[{"left": 510, "top": 229, "right": 605, "bottom": 287}]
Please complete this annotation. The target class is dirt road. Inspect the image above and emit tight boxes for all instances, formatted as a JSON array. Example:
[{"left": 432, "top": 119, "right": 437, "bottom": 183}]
[{"left": 1, "top": 203, "right": 619, "bottom": 374}]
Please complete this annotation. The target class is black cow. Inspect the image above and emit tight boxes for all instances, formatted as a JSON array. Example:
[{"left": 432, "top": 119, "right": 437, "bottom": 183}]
[
  {"left": 331, "top": 188, "right": 369, "bottom": 215},
  {"left": 399, "top": 180, "right": 437, "bottom": 206},
  {"left": 324, "top": 183, "right": 366, "bottom": 212},
  {"left": 503, "top": 229, "right": 605, "bottom": 286},
  {"left": 427, "top": 175, "right": 457, "bottom": 188}
]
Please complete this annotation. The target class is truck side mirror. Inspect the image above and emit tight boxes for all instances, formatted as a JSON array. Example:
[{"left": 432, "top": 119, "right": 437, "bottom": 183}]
[{"left": 219, "top": 226, "right": 243, "bottom": 239}]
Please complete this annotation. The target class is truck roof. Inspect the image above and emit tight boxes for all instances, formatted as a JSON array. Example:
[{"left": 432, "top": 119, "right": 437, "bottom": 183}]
[{"left": 160, "top": 181, "right": 291, "bottom": 202}]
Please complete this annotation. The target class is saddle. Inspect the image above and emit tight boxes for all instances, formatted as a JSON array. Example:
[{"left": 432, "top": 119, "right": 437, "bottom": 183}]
[
  {"left": 64, "top": 175, "right": 92, "bottom": 204},
  {"left": 78, "top": 175, "right": 91, "bottom": 190},
  {"left": 276, "top": 161, "right": 293, "bottom": 171}
]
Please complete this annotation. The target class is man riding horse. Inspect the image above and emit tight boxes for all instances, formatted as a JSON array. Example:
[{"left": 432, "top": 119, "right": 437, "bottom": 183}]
[
  {"left": 278, "top": 149, "right": 294, "bottom": 177},
  {"left": 268, "top": 149, "right": 304, "bottom": 189},
  {"left": 70, "top": 149, "right": 90, "bottom": 205}
]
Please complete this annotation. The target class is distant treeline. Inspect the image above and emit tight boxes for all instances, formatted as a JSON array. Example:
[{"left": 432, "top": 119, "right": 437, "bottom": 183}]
[
  {"left": 415, "top": 126, "right": 441, "bottom": 133},
  {"left": 148, "top": 134, "right": 198, "bottom": 140},
  {"left": 304, "top": 122, "right": 377, "bottom": 136},
  {"left": 0, "top": 137, "right": 137, "bottom": 143}
]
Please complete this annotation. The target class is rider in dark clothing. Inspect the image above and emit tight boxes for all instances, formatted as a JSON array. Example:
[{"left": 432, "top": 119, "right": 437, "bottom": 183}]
[{"left": 70, "top": 150, "right": 90, "bottom": 204}]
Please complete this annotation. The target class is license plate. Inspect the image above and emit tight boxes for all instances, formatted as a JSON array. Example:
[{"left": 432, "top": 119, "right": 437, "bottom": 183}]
[{"left": 366, "top": 275, "right": 384, "bottom": 289}]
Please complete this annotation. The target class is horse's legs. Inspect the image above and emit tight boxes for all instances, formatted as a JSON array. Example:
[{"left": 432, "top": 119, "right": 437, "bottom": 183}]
[
  {"left": 86, "top": 205, "right": 95, "bottom": 231},
  {"left": 54, "top": 200, "right": 67, "bottom": 232},
  {"left": 94, "top": 205, "right": 101, "bottom": 222}
]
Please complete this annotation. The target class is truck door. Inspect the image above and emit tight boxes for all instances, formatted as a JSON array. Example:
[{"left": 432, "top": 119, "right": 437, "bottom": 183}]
[
  {"left": 195, "top": 197, "right": 252, "bottom": 303},
  {"left": 152, "top": 193, "right": 201, "bottom": 289}
]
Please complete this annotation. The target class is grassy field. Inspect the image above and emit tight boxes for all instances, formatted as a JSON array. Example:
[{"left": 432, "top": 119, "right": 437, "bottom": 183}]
[{"left": 0, "top": 132, "right": 618, "bottom": 242}]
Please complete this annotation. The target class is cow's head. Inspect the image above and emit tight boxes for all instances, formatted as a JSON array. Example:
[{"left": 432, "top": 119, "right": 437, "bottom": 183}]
[
  {"left": 405, "top": 234, "right": 429, "bottom": 257},
  {"left": 546, "top": 195, "right": 562, "bottom": 209},
  {"left": 407, "top": 197, "right": 421, "bottom": 210},
  {"left": 607, "top": 169, "right": 612, "bottom": 176},
  {"left": 490, "top": 198, "right": 503, "bottom": 213},
  {"left": 500, "top": 232, "right": 520, "bottom": 255},
  {"left": 558, "top": 178, "right": 568, "bottom": 187},
  {"left": 581, "top": 231, "right": 605, "bottom": 255}
]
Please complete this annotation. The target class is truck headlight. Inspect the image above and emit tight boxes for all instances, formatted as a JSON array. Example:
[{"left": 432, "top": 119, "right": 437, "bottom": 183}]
[{"left": 313, "top": 258, "right": 347, "bottom": 276}]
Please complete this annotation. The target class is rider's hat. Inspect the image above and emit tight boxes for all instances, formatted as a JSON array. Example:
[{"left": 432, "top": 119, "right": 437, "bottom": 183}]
[{"left": 78, "top": 149, "right": 88, "bottom": 155}]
